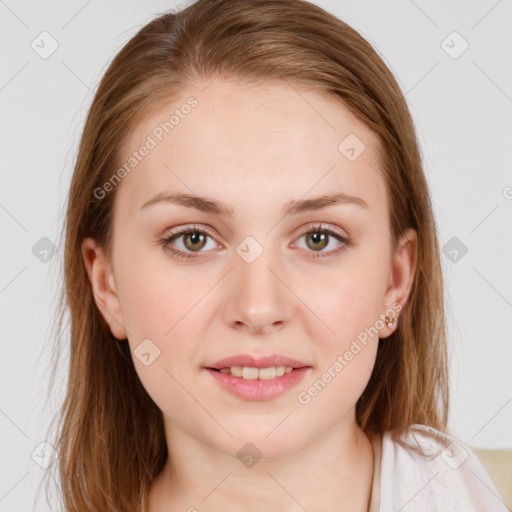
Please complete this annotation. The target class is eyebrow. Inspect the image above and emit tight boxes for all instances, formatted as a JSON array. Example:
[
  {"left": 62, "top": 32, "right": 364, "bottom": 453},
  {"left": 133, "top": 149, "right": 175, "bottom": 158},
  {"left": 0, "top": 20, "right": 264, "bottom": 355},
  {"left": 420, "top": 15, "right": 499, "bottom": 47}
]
[{"left": 139, "top": 191, "right": 369, "bottom": 216}]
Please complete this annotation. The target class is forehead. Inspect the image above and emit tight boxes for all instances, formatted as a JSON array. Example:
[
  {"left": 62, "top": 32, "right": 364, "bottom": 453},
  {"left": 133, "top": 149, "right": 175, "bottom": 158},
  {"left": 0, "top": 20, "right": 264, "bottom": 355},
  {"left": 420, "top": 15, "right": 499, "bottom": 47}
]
[{"left": 115, "top": 78, "right": 387, "bottom": 220}]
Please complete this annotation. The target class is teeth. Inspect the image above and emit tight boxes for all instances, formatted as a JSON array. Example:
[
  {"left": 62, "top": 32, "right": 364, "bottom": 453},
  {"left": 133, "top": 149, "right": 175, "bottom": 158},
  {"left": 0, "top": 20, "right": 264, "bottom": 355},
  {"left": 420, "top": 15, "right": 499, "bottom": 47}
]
[{"left": 219, "top": 366, "right": 294, "bottom": 379}]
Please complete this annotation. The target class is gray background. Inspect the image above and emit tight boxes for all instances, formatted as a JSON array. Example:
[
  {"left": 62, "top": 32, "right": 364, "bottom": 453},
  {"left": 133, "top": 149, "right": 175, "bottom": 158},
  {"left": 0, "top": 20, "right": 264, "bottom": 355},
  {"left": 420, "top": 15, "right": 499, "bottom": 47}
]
[{"left": 1, "top": 0, "right": 511, "bottom": 510}]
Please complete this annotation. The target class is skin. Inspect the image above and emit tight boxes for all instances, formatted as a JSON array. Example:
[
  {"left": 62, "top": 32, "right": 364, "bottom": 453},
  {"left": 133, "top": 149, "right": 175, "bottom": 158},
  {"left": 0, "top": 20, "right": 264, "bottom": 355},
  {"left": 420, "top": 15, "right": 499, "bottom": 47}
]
[{"left": 82, "top": 78, "right": 417, "bottom": 511}]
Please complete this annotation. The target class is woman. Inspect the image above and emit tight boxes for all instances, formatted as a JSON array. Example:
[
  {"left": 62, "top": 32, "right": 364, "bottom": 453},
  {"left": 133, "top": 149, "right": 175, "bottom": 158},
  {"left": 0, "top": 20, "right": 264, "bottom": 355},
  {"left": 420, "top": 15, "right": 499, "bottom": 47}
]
[{"left": 42, "top": 0, "right": 508, "bottom": 510}]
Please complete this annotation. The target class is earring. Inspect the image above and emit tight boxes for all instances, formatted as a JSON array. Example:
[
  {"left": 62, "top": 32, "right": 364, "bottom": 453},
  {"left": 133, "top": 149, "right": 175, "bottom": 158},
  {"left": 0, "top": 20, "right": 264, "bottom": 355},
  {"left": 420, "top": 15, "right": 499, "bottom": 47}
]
[{"left": 384, "top": 315, "right": 395, "bottom": 329}]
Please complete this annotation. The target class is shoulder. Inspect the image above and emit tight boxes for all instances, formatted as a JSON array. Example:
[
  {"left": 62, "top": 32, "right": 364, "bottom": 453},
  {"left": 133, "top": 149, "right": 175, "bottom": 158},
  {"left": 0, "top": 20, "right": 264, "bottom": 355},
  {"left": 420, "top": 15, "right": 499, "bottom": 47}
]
[{"left": 378, "top": 423, "right": 509, "bottom": 512}]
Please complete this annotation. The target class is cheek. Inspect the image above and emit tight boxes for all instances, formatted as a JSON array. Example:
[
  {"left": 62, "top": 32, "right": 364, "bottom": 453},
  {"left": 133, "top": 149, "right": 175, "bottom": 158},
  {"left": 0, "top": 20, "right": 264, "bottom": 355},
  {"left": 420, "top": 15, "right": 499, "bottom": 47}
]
[
  {"left": 115, "top": 249, "right": 216, "bottom": 398},
  {"left": 113, "top": 236, "right": 207, "bottom": 339},
  {"left": 297, "top": 265, "right": 387, "bottom": 345},
  {"left": 117, "top": 262, "right": 206, "bottom": 421},
  {"left": 297, "top": 344, "right": 377, "bottom": 424},
  {"left": 290, "top": 264, "right": 385, "bottom": 407},
  {"left": 296, "top": 273, "right": 383, "bottom": 413}
]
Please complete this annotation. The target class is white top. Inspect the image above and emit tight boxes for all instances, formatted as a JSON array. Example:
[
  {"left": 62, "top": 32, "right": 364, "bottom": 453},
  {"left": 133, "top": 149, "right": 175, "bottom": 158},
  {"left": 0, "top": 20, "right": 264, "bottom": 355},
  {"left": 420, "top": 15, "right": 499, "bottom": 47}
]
[{"left": 368, "top": 423, "right": 509, "bottom": 511}]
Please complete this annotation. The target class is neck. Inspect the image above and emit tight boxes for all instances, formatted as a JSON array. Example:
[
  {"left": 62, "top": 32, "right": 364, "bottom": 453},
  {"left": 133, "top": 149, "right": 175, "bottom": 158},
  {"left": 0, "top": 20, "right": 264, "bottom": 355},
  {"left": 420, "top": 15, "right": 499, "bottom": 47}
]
[{"left": 147, "top": 416, "right": 375, "bottom": 512}]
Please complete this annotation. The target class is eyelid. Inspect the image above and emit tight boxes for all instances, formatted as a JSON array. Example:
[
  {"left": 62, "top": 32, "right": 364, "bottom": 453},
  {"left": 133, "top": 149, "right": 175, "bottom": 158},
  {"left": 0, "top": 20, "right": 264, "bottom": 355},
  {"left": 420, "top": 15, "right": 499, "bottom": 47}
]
[
  {"left": 171, "top": 223, "right": 217, "bottom": 238},
  {"left": 161, "top": 223, "right": 217, "bottom": 240},
  {"left": 295, "top": 221, "right": 348, "bottom": 240}
]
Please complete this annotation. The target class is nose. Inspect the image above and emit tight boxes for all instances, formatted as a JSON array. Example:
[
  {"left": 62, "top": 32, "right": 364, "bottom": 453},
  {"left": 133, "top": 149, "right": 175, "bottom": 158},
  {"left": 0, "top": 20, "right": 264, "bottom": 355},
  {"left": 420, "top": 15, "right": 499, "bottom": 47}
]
[{"left": 222, "top": 249, "right": 292, "bottom": 335}]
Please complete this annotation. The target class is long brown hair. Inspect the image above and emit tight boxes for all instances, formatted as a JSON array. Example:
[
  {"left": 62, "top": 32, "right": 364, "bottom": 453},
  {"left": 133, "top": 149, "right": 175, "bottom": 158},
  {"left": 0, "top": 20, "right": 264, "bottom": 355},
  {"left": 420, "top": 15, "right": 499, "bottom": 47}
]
[{"left": 39, "top": 0, "right": 449, "bottom": 510}]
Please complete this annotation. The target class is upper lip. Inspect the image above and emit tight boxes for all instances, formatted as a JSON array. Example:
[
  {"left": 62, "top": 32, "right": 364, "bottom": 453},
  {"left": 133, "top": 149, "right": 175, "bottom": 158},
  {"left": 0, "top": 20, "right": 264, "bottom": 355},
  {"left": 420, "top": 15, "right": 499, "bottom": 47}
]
[{"left": 206, "top": 354, "right": 310, "bottom": 370}]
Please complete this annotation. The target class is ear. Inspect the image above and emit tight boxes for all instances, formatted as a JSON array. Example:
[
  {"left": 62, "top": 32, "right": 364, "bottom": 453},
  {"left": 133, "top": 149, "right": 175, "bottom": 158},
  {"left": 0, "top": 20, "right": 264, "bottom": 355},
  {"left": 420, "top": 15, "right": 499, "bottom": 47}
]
[
  {"left": 81, "top": 237, "right": 128, "bottom": 340},
  {"left": 379, "top": 227, "right": 418, "bottom": 339}
]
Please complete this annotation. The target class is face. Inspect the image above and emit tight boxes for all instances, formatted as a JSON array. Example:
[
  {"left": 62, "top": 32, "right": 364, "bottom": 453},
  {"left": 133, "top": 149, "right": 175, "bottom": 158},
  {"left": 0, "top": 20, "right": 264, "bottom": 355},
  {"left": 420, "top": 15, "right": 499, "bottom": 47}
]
[{"left": 82, "top": 78, "right": 416, "bottom": 460}]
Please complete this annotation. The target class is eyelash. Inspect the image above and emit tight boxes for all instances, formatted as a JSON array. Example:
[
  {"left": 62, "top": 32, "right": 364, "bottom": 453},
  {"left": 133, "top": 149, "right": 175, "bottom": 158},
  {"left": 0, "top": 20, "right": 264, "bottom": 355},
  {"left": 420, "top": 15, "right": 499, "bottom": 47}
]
[{"left": 158, "top": 223, "right": 351, "bottom": 261}]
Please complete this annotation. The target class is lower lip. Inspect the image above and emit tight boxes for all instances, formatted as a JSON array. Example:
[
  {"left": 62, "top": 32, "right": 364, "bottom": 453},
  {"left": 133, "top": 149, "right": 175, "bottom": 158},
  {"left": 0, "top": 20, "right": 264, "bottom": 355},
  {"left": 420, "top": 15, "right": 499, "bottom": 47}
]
[{"left": 204, "top": 367, "right": 311, "bottom": 401}]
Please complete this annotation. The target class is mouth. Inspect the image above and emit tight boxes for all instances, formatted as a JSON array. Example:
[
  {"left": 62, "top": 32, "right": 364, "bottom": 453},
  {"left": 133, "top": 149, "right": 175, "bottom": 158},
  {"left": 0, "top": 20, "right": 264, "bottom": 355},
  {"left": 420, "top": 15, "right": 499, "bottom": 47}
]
[
  {"left": 206, "top": 354, "right": 310, "bottom": 373},
  {"left": 203, "top": 354, "right": 311, "bottom": 399},
  {"left": 203, "top": 363, "right": 311, "bottom": 401},
  {"left": 206, "top": 365, "right": 304, "bottom": 380}
]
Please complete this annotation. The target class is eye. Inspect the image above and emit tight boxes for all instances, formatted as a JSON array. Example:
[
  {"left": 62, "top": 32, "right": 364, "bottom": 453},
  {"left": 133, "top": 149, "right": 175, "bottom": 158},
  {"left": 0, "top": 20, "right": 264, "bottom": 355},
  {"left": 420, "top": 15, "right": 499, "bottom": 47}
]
[
  {"left": 159, "top": 224, "right": 219, "bottom": 261},
  {"left": 293, "top": 222, "right": 351, "bottom": 259},
  {"left": 159, "top": 222, "right": 351, "bottom": 261}
]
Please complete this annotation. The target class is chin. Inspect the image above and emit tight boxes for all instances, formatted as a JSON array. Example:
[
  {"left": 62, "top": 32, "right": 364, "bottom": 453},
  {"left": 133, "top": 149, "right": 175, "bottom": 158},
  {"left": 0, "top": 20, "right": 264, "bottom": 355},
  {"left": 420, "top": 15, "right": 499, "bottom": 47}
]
[{"left": 215, "top": 428, "right": 307, "bottom": 463}]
